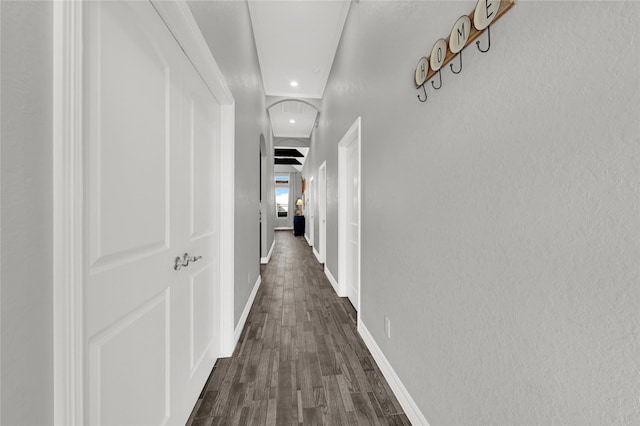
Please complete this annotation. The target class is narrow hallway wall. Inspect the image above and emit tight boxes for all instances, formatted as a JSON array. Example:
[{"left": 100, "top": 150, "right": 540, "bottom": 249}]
[
  {"left": 1, "top": 1, "right": 54, "bottom": 423},
  {"left": 303, "top": 109, "right": 338, "bottom": 271},
  {"left": 260, "top": 134, "right": 275, "bottom": 262},
  {"left": 189, "top": 1, "right": 273, "bottom": 326},
  {"left": 309, "top": 1, "right": 640, "bottom": 424}
]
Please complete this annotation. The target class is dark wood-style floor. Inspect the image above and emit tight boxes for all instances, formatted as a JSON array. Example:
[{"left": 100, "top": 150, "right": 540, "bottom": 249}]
[{"left": 186, "top": 230, "right": 410, "bottom": 425}]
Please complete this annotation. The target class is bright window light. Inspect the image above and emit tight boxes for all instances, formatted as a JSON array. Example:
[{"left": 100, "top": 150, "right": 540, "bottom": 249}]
[{"left": 290, "top": 81, "right": 298, "bottom": 87}]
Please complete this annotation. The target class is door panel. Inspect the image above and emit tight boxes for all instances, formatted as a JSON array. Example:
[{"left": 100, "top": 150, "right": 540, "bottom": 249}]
[
  {"left": 318, "top": 163, "right": 327, "bottom": 263},
  {"left": 85, "top": 3, "right": 181, "bottom": 424},
  {"left": 189, "top": 77, "right": 220, "bottom": 240},
  {"left": 190, "top": 265, "right": 216, "bottom": 371},
  {"left": 309, "top": 178, "right": 315, "bottom": 246},
  {"left": 89, "top": 292, "right": 170, "bottom": 426},
  {"left": 87, "top": 0, "right": 173, "bottom": 271},
  {"left": 180, "top": 50, "right": 221, "bottom": 382}
]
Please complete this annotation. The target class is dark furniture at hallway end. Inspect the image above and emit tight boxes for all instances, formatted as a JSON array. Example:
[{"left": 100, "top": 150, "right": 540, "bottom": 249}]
[{"left": 293, "top": 215, "right": 305, "bottom": 236}]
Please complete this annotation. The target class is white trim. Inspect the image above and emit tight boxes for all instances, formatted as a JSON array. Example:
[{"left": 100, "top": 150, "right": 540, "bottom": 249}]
[
  {"left": 260, "top": 239, "right": 276, "bottom": 264},
  {"left": 274, "top": 226, "right": 293, "bottom": 231},
  {"left": 324, "top": 267, "right": 343, "bottom": 297},
  {"left": 150, "top": 1, "right": 233, "bottom": 105},
  {"left": 53, "top": 2, "right": 84, "bottom": 424},
  {"left": 313, "top": 247, "right": 321, "bottom": 263},
  {"left": 338, "top": 117, "right": 362, "bottom": 317},
  {"left": 0, "top": 3, "right": 3, "bottom": 420},
  {"left": 219, "top": 103, "right": 235, "bottom": 355},
  {"left": 358, "top": 322, "right": 430, "bottom": 426},
  {"left": 304, "top": 233, "right": 311, "bottom": 246},
  {"left": 233, "top": 275, "right": 262, "bottom": 346}
]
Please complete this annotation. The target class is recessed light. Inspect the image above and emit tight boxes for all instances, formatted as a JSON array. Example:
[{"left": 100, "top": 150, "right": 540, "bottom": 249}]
[
  {"left": 289, "top": 119, "right": 296, "bottom": 124},
  {"left": 290, "top": 81, "right": 298, "bottom": 87}
]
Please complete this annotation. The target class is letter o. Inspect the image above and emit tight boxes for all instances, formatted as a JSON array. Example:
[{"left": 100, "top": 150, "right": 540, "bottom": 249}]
[{"left": 430, "top": 39, "right": 447, "bottom": 71}]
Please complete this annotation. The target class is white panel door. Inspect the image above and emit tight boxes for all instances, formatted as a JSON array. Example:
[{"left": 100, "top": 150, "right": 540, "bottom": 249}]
[
  {"left": 84, "top": 2, "right": 220, "bottom": 424},
  {"left": 174, "top": 51, "right": 221, "bottom": 413},
  {"left": 318, "top": 163, "right": 327, "bottom": 264},
  {"left": 308, "top": 176, "right": 315, "bottom": 246},
  {"left": 346, "top": 140, "right": 360, "bottom": 309}
]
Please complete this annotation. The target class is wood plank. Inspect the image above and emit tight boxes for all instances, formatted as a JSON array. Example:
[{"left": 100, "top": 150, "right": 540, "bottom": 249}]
[
  {"left": 295, "top": 353, "right": 315, "bottom": 409},
  {"left": 321, "top": 375, "right": 351, "bottom": 426},
  {"left": 194, "top": 390, "right": 218, "bottom": 419},
  {"left": 253, "top": 347, "right": 272, "bottom": 401},
  {"left": 302, "top": 407, "right": 322, "bottom": 426},
  {"left": 276, "top": 359, "right": 297, "bottom": 425},
  {"left": 351, "top": 392, "right": 382, "bottom": 426}
]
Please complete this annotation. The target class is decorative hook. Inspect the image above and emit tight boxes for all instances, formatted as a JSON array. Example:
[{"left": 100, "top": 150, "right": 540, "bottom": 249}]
[
  {"left": 450, "top": 52, "right": 463, "bottom": 74},
  {"left": 417, "top": 84, "right": 427, "bottom": 103},
  {"left": 431, "top": 69, "right": 442, "bottom": 90},
  {"left": 476, "top": 25, "right": 491, "bottom": 53}
]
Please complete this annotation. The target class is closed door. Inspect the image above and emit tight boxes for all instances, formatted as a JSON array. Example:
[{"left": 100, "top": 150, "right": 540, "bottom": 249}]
[
  {"left": 84, "top": 2, "right": 220, "bottom": 424},
  {"left": 318, "top": 163, "right": 327, "bottom": 264},
  {"left": 308, "top": 176, "right": 315, "bottom": 246},
  {"left": 346, "top": 140, "right": 360, "bottom": 309}
]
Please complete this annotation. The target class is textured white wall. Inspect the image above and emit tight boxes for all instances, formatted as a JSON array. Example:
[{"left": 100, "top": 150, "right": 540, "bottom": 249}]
[
  {"left": 311, "top": 1, "right": 640, "bottom": 424},
  {"left": 1, "top": 1, "right": 54, "bottom": 424},
  {"left": 189, "top": 1, "right": 272, "bottom": 325}
]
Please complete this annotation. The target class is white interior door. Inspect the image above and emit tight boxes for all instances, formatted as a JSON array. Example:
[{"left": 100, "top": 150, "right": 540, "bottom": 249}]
[
  {"left": 345, "top": 136, "right": 360, "bottom": 309},
  {"left": 338, "top": 118, "right": 361, "bottom": 309},
  {"left": 318, "top": 162, "right": 327, "bottom": 264},
  {"left": 308, "top": 176, "right": 315, "bottom": 246},
  {"left": 84, "top": 2, "right": 220, "bottom": 424},
  {"left": 177, "top": 44, "right": 221, "bottom": 414}
]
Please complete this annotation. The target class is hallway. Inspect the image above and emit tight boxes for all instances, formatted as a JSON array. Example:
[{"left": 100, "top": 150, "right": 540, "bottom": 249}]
[{"left": 187, "top": 231, "right": 410, "bottom": 425}]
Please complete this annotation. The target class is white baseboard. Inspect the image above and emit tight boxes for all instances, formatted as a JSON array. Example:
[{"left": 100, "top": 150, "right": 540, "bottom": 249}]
[
  {"left": 324, "top": 266, "right": 343, "bottom": 296},
  {"left": 304, "top": 233, "right": 311, "bottom": 246},
  {"left": 313, "top": 247, "right": 321, "bottom": 262},
  {"left": 260, "top": 239, "right": 275, "bottom": 264},
  {"left": 358, "top": 321, "right": 430, "bottom": 426},
  {"left": 274, "top": 227, "right": 293, "bottom": 231},
  {"left": 234, "top": 275, "right": 262, "bottom": 346}
]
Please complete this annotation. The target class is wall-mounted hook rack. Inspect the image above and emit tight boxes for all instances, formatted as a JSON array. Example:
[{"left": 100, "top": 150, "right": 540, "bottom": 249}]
[{"left": 413, "top": 0, "right": 516, "bottom": 91}]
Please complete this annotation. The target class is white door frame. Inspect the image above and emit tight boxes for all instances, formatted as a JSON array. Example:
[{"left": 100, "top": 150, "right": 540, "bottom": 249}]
[
  {"left": 338, "top": 117, "right": 362, "bottom": 313},
  {"left": 317, "top": 162, "right": 327, "bottom": 264},
  {"left": 52, "top": 2, "right": 236, "bottom": 424}
]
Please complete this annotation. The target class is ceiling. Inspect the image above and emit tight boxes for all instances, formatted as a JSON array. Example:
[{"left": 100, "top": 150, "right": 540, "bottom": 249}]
[
  {"left": 247, "top": 0, "right": 352, "bottom": 99},
  {"left": 248, "top": 0, "right": 352, "bottom": 173},
  {"left": 268, "top": 100, "right": 318, "bottom": 138}
]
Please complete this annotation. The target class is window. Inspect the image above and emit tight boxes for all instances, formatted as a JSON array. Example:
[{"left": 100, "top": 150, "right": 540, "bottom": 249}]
[{"left": 275, "top": 175, "right": 289, "bottom": 217}]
